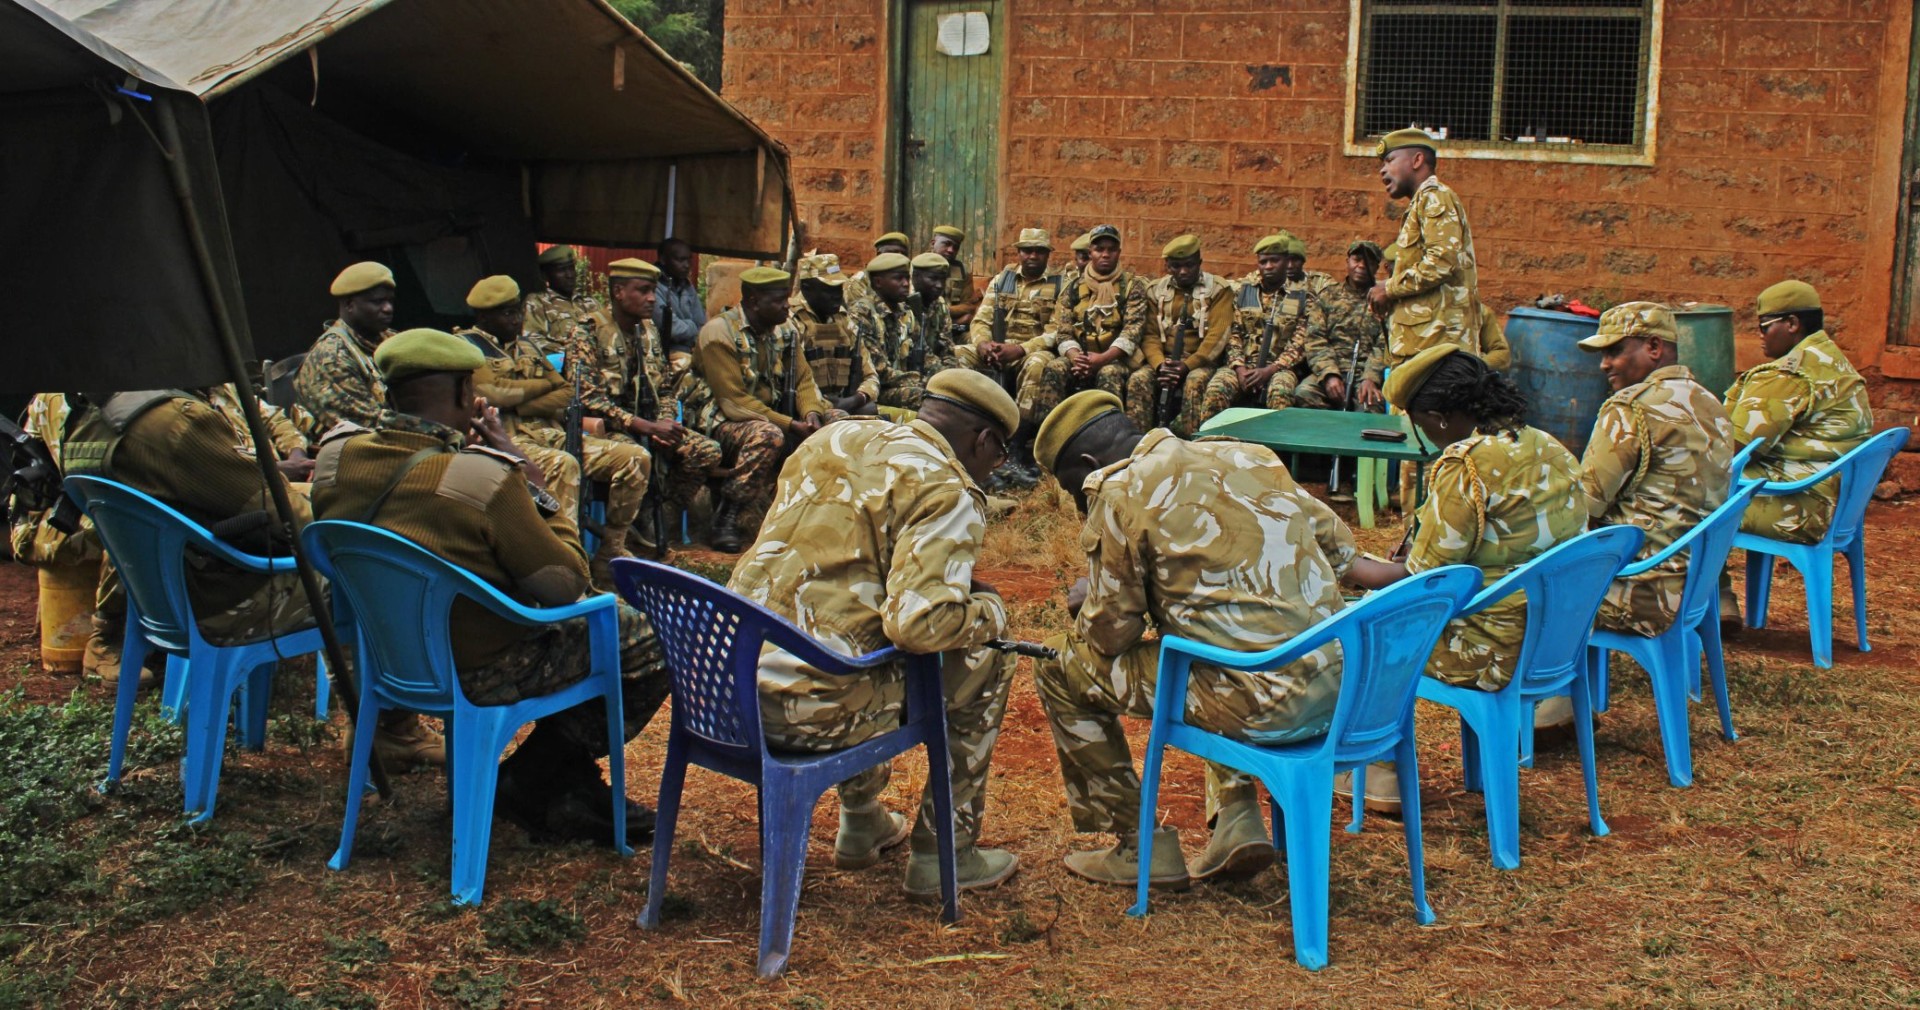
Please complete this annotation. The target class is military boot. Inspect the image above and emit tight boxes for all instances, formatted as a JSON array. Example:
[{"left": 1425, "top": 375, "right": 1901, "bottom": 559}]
[
  {"left": 1009, "top": 428, "right": 1043, "bottom": 484},
  {"left": 902, "top": 841, "right": 1020, "bottom": 899},
  {"left": 709, "top": 501, "right": 745, "bottom": 554},
  {"left": 1063, "top": 828, "right": 1190, "bottom": 890},
  {"left": 1187, "top": 799, "right": 1275, "bottom": 883},
  {"left": 588, "top": 525, "right": 632, "bottom": 593},
  {"left": 834, "top": 802, "right": 911, "bottom": 870},
  {"left": 1333, "top": 761, "right": 1402, "bottom": 816}
]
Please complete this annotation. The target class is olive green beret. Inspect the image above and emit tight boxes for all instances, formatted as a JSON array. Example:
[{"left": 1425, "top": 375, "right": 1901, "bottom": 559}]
[
  {"left": 911, "top": 252, "right": 950, "bottom": 270},
  {"left": 1283, "top": 236, "right": 1308, "bottom": 257},
  {"left": 1070, "top": 232, "right": 1093, "bottom": 253},
  {"left": 1253, "top": 233, "right": 1290, "bottom": 255},
  {"left": 866, "top": 252, "right": 911, "bottom": 274},
  {"left": 1034, "top": 389, "right": 1125, "bottom": 476},
  {"left": 1161, "top": 234, "right": 1201, "bottom": 260},
  {"left": 374, "top": 328, "right": 486, "bottom": 383},
  {"left": 536, "top": 245, "right": 575, "bottom": 266},
  {"left": 933, "top": 225, "right": 966, "bottom": 242},
  {"left": 330, "top": 261, "right": 394, "bottom": 298},
  {"left": 1757, "top": 280, "right": 1820, "bottom": 316},
  {"left": 1383, "top": 344, "right": 1464, "bottom": 411},
  {"left": 873, "top": 231, "right": 911, "bottom": 249},
  {"left": 1377, "top": 128, "right": 1438, "bottom": 159},
  {"left": 739, "top": 266, "right": 792, "bottom": 287},
  {"left": 924, "top": 369, "right": 1019, "bottom": 441},
  {"left": 608, "top": 258, "right": 660, "bottom": 280},
  {"left": 1579, "top": 301, "right": 1677, "bottom": 351},
  {"left": 466, "top": 275, "right": 521, "bottom": 311},
  {"left": 1015, "top": 227, "right": 1052, "bottom": 250}
]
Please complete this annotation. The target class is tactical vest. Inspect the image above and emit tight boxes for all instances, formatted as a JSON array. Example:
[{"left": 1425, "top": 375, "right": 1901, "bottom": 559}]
[
  {"left": 1235, "top": 284, "right": 1310, "bottom": 367},
  {"left": 991, "top": 268, "right": 1063, "bottom": 342},
  {"left": 799, "top": 309, "right": 862, "bottom": 398},
  {"left": 61, "top": 390, "right": 190, "bottom": 478}
]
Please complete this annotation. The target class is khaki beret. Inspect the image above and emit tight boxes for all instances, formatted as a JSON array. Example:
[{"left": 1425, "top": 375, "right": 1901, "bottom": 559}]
[
  {"left": 1015, "top": 227, "right": 1052, "bottom": 250},
  {"left": 796, "top": 251, "right": 848, "bottom": 287},
  {"left": 1283, "top": 236, "right": 1308, "bottom": 257},
  {"left": 1034, "top": 389, "right": 1125, "bottom": 476},
  {"left": 924, "top": 369, "right": 1019, "bottom": 440},
  {"left": 933, "top": 225, "right": 967, "bottom": 242},
  {"left": 1378, "top": 128, "right": 1438, "bottom": 159},
  {"left": 1070, "top": 232, "right": 1093, "bottom": 253},
  {"left": 608, "top": 258, "right": 660, "bottom": 280},
  {"left": 1757, "top": 280, "right": 1820, "bottom": 316},
  {"left": 1348, "top": 239, "right": 1384, "bottom": 261},
  {"left": 910, "top": 252, "right": 950, "bottom": 271},
  {"left": 536, "top": 244, "right": 575, "bottom": 266},
  {"left": 739, "top": 266, "right": 792, "bottom": 287},
  {"left": 1579, "top": 301, "right": 1677, "bottom": 351},
  {"left": 466, "top": 275, "right": 521, "bottom": 311},
  {"left": 873, "top": 231, "right": 911, "bottom": 249},
  {"left": 866, "top": 252, "right": 911, "bottom": 274},
  {"left": 1162, "top": 234, "right": 1201, "bottom": 260},
  {"left": 374, "top": 327, "right": 486, "bottom": 383},
  {"left": 1383, "top": 344, "right": 1464, "bottom": 411},
  {"left": 1253, "top": 233, "right": 1290, "bottom": 256},
  {"left": 330, "top": 261, "right": 394, "bottom": 298}
]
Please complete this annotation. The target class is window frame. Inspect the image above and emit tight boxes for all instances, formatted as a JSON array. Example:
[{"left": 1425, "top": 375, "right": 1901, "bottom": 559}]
[{"left": 1341, "top": 0, "right": 1665, "bottom": 166}]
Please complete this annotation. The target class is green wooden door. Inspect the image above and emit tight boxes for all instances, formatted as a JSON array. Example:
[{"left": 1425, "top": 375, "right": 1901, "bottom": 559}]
[
  {"left": 899, "top": 0, "right": 1002, "bottom": 276},
  {"left": 1897, "top": 8, "right": 1920, "bottom": 345}
]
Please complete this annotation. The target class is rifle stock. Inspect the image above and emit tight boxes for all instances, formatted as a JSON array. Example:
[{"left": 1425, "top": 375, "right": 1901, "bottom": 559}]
[
  {"left": 1155, "top": 314, "right": 1192, "bottom": 427},
  {"left": 634, "top": 322, "right": 672, "bottom": 558}
]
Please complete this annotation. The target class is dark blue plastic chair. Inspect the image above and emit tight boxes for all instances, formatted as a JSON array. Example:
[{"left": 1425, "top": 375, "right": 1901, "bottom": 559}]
[
  {"left": 1733, "top": 426, "right": 1909, "bottom": 668},
  {"left": 1127, "top": 565, "right": 1481, "bottom": 971},
  {"left": 611, "top": 558, "right": 959, "bottom": 979},
  {"left": 65, "top": 476, "right": 324, "bottom": 823},
  {"left": 1589, "top": 478, "right": 1766, "bottom": 787},
  {"left": 1415, "top": 526, "right": 1644, "bottom": 870},
  {"left": 302, "top": 520, "right": 630, "bottom": 907}
]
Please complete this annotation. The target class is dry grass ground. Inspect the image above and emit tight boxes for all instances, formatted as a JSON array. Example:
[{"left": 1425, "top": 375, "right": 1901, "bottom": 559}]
[{"left": 2, "top": 481, "right": 1918, "bottom": 1008}]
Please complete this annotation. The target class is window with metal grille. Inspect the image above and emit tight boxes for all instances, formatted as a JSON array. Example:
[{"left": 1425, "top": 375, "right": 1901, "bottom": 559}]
[{"left": 1345, "top": 0, "right": 1662, "bottom": 165}]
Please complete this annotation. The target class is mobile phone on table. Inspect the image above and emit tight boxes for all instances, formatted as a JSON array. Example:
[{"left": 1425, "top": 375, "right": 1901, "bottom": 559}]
[{"left": 1360, "top": 427, "right": 1407, "bottom": 442}]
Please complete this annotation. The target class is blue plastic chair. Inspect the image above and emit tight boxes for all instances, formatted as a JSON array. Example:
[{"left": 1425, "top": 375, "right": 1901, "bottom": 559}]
[
  {"left": 1128, "top": 565, "right": 1481, "bottom": 971},
  {"left": 302, "top": 520, "right": 630, "bottom": 906},
  {"left": 1589, "top": 478, "right": 1766, "bottom": 787},
  {"left": 1415, "top": 526, "right": 1644, "bottom": 870},
  {"left": 611, "top": 558, "right": 959, "bottom": 979},
  {"left": 1733, "top": 426, "right": 1909, "bottom": 668},
  {"left": 64, "top": 476, "right": 325, "bottom": 823}
]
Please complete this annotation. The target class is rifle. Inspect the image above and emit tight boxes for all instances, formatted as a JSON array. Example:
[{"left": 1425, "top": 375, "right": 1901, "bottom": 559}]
[
  {"left": 904, "top": 295, "right": 929, "bottom": 376},
  {"left": 990, "top": 270, "right": 1017, "bottom": 397},
  {"left": 563, "top": 351, "right": 590, "bottom": 533},
  {"left": 633, "top": 321, "right": 672, "bottom": 558},
  {"left": 778, "top": 319, "right": 800, "bottom": 420},
  {"left": 1155, "top": 314, "right": 1192, "bottom": 428},
  {"left": 1254, "top": 296, "right": 1280, "bottom": 369},
  {"left": 1328, "top": 329, "right": 1365, "bottom": 495}
]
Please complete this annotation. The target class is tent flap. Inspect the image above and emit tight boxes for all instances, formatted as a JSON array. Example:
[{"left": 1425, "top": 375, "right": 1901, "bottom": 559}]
[{"left": 532, "top": 153, "right": 791, "bottom": 259}]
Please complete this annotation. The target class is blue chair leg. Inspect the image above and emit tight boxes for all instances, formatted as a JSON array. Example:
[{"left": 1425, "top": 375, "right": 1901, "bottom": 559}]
[
  {"left": 1128, "top": 727, "right": 1170, "bottom": 918},
  {"left": 1345, "top": 763, "right": 1366, "bottom": 834},
  {"left": 1700, "top": 613, "right": 1737, "bottom": 742},
  {"left": 1745, "top": 552, "right": 1775, "bottom": 630},
  {"left": 330, "top": 702, "right": 383, "bottom": 872},
  {"left": 1571, "top": 668, "right": 1609, "bottom": 839},
  {"left": 756, "top": 779, "right": 824, "bottom": 978},
  {"left": 1846, "top": 540, "right": 1871, "bottom": 653},
  {"left": 1644, "top": 637, "right": 1695, "bottom": 788},
  {"left": 640, "top": 733, "right": 690, "bottom": 929},
  {"left": 315, "top": 653, "right": 330, "bottom": 721},
  {"left": 1589, "top": 645, "right": 1611, "bottom": 714},
  {"left": 1273, "top": 772, "right": 1333, "bottom": 971},
  {"left": 163, "top": 653, "right": 190, "bottom": 723},
  {"left": 450, "top": 711, "right": 511, "bottom": 906},
  {"left": 185, "top": 652, "right": 242, "bottom": 822},
  {"left": 1459, "top": 719, "right": 1484, "bottom": 794},
  {"left": 102, "top": 626, "right": 149, "bottom": 792},
  {"left": 1519, "top": 706, "right": 1537, "bottom": 770},
  {"left": 1394, "top": 733, "right": 1435, "bottom": 923},
  {"left": 1801, "top": 548, "right": 1836, "bottom": 669},
  {"left": 238, "top": 661, "right": 273, "bottom": 751},
  {"left": 1469, "top": 705, "right": 1522, "bottom": 871},
  {"left": 911, "top": 667, "right": 960, "bottom": 924}
]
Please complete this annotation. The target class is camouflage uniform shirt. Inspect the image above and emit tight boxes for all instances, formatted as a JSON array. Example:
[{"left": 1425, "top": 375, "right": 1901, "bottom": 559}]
[
  {"left": 1723, "top": 329, "right": 1873, "bottom": 543},
  {"left": 1384, "top": 175, "right": 1482, "bottom": 367},
  {"left": 295, "top": 319, "right": 395, "bottom": 439},
  {"left": 1305, "top": 281, "right": 1388, "bottom": 387},
  {"left": 1053, "top": 268, "right": 1150, "bottom": 358},
  {"left": 794, "top": 301, "right": 877, "bottom": 404},
  {"left": 692, "top": 307, "right": 830, "bottom": 433},
  {"left": 523, "top": 288, "right": 602, "bottom": 357},
  {"left": 967, "top": 266, "right": 1066, "bottom": 351}
]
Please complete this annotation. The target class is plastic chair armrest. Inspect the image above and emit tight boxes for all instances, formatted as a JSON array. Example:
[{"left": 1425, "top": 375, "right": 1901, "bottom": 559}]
[
  {"left": 472, "top": 585, "right": 621, "bottom": 629},
  {"left": 1751, "top": 469, "right": 1838, "bottom": 496},
  {"left": 1159, "top": 616, "right": 1343, "bottom": 675},
  {"left": 757, "top": 619, "right": 903, "bottom": 676}
]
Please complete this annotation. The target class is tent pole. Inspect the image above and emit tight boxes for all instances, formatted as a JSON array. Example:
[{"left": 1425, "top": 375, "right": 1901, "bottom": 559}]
[
  {"left": 664, "top": 163, "right": 677, "bottom": 237},
  {"left": 152, "top": 97, "right": 391, "bottom": 800}
]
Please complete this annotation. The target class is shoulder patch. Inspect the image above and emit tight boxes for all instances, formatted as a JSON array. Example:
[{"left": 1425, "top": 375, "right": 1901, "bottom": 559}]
[{"left": 436, "top": 451, "right": 515, "bottom": 511}]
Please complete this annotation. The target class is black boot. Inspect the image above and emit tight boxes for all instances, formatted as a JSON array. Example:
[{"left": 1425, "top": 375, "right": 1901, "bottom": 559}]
[
  {"left": 709, "top": 500, "right": 745, "bottom": 553},
  {"left": 1010, "top": 422, "right": 1043, "bottom": 483}
]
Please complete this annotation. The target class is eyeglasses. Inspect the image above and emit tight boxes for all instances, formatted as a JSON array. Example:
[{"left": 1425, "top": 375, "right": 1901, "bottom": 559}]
[
  {"left": 984, "top": 430, "right": 1009, "bottom": 467},
  {"left": 1757, "top": 315, "right": 1789, "bottom": 332}
]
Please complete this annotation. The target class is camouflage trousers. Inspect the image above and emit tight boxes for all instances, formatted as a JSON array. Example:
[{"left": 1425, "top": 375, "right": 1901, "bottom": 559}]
[
  {"left": 1032, "top": 356, "right": 1135, "bottom": 429},
  {"left": 1426, "top": 590, "right": 1526, "bottom": 692},
  {"left": 762, "top": 646, "right": 1016, "bottom": 848},
  {"left": 570, "top": 426, "right": 728, "bottom": 513},
  {"left": 465, "top": 599, "right": 670, "bottom": 757},
  {"left": 1596, "top": 568, "right": 1686, "bottom": 638},
  {"left": 710, "top": 419, "right": 787, "bottom": 509},
  {"left": 954, "top": 345, "right": 1056, "bottom": 425},
  {"left": 878, "top": 374, "right": 926, "bottom": 412},
  {"left": 1291, "top": 373, "right": 1380, "bottom": 411},
  {"left": 1193, "top": 366, "right": 1299, "bottom": 434},
  {"left": 519, "top": 429, "right": 650, "bottom": 533},
  {"left": 1123, "top": 366, "right": 1216, "bottom": 437},
  {"left": 1737, "top": 484, "right": 1836, "bottom": 545},
  {"left": 199, "top": 572, "right": 316, "bottom": 647}
]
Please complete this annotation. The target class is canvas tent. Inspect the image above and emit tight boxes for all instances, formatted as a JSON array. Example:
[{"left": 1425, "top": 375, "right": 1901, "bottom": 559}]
[{"left": 31, "top": 0, "right": 794, "bottom": 358}]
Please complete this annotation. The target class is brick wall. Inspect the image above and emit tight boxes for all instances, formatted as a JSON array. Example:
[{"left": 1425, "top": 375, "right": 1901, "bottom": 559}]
[{"left": 724, "top": 0, "right": 1912, "bottom": 372}]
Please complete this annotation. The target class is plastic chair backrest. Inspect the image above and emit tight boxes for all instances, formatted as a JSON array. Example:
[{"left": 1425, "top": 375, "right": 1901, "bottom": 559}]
[
  {"left": 546, "top": 352, "right": 566, "bottom": 373},
  {"left": 302, "top": 520, "right": 525, "bottom": 711},
  {"left": 1729, "top": 439, "right": 1759, "bottom": 480},
  {"left": 64, "top": 475, "right": 262, "bottom": 654},
  {"left": 613, "top": 559, "right": 897, "bottom": 755},
  {"left": 1479, "top": 526, "right": 1645, "bottom": 694},
  {"left": 1671, "top": 478, "right": 1766, "bottom": 627},
  {"left": 1327, "top": 566, "right": 1481, "bottom": 760},
  {"left": 1825, "top": 427, "right": 1910, "bottom": 549}
]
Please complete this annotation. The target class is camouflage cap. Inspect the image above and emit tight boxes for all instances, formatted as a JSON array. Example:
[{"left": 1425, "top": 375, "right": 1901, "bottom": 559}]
[
  {"left": 535, "top": 244, "right": 575, "bottom": 266},
  {"left": 1253, "top": 233, "right": 1291, "bottom": 255},
  {"left": 1086, "top": 224, "right": 1121, "bottom": 246},
  {"left": 933, "top": 225, "right": 967, "bottom": 242},
  {"left": 924, "top": 369, "right": 1019, "bottom": 440},
  {"left": 1015, "top": 227, "right": 1052, "bottom": 250},
  {"left": 1347, "top": 239, "right": 1383, "bottom": 261},
  {"left": 608, "top": 258, "right": 660, "bottom": 280},
  {"left": 739, "top": 266, "right": 792, "bottom": 288},
  {"left": 1756, "top": 280, "right": 1820, "bottom": 316},
  {"left": 1070, "top": 232, "right": 1093, "bottom": 253},
  {"left": 374, "top": 328, "right": 485, "bottom": 383},
  {"left": 1579, "top": 301, "right": 1678, "bottom": 351},
  {"left": 873, "top": 231, "right": 911, "bottom": 250},
  {"left": 1382, "top": 343, "right": 1463, "bottom": 411},
  {"left": 1162, "top": 234, "right": 1201, "bottom": 260},
  {"left": 866, "top": 252, "right": 911, "bottom": 274},
  {"left": 465, "top": 275, "right": 521, "bottom": 310},
  {"left": 1377, "top": 128, "right": 1438, "bottom": 159},
  {"left": 330, "top": 261, "right": 394, "bottom": 297},
  {"left": 911, "top": 252, "right": 950, "bottom": 271},
  {"left": 1034, "top": 389, "right": 1125, "bottom": 476},
  {"left": 796, "top": 251, "right": 849, "bottom": 287}
]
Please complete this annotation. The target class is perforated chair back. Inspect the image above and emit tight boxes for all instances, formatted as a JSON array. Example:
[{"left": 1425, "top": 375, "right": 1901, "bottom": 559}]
[
  {"left": 65, "top": 475, "right": 253, "bottom": 654},
  {"left": 1328, "top": 566, "right": 1482, "bottom": 763},
  {"left": 1825, "top": 427, "right": 1909, "bottom": 550},
  {"left": 1497, "top": 526, "right": 1646, "bottom": 696}
]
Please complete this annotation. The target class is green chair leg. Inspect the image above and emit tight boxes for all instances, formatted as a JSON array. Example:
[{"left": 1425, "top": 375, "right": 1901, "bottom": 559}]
[{"left": 1356, "top": 458, "right": 1376, "bottom": 529}]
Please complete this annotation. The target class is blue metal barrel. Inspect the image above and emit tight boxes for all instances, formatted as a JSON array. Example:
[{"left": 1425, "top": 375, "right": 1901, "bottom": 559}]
[{"left": 1504, "top": 306, "right": 1608, "bottom": 454}]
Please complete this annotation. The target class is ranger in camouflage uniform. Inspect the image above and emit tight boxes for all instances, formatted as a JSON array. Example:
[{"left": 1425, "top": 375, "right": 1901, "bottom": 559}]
[
  {"left": 1031, "top": 390, "right": 1360, "bottom": 889},
  {"left": 930, "top": 225, "right": 980, "bottom": 327},
  {"left": 843, "top": 231, "right": 910, "bottom": 311},
  {"left": 1192, "top": 234, "right": 1315, "bottom": 429},
  {"left": 847, "top": 253, "right": 935, "bottom": 412},
  {"left": 1290, "top": 240, "right": 1388, "bottom": 411},
  {"left": 311, "top": 328, "right": 668, "bottom": 845},
  {"left": 295, "top": 262, "right": 400, "bottom": 439},
  {"left": 792, "top": 252, "right": 879, "bottom": 414},
  {"left": 1724, "top": 280, "right": 1873, "bottom": 543},
  {"left": 524, "top": 244, "right": 603, "bottom": 358},
  {"left": 1577, "top": 303, "right": 1736, "bottom": 636},
  {"left": 910, "top": 251, "right": 965, "bottom": 379},
  {"left": 1038, "top": 225, "right": 1150, "bottom": 429},
  {"left": 1369, "top": 130, "right": 1482, "bottom": 368},
  {"left": 728, "top": 370, "right": 1024, "bottom": 895},
  {"left": 694, "top": 266, "right": 840, "bottom": 551},
  {"left": 1129, "top": 235, "right": 1233, "bottom": 438},
  {"left": 962, "top": 227, "right": 1066, "bottom": 480}
]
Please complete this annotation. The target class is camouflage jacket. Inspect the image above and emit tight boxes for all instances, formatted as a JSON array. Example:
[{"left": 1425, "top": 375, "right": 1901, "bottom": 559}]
[
  {"left": 692, "top": 307, "right": 828, "bottom": 432},
  {"left": 794, "top": 302, "right": 877, "bottom": 403},
  {"left": 1384, "top": 175, "right": 1482, "bottom": 367},
  {"left": 450, "top": 327, "right": 571, "bottom": 436},
  {"left": 1724, "top": 330, "right": 1872, "bottom": 483},
  {"left": 200, "top": 383, "right": 311, "bottom": 459},
  {"left": 1052, "top": 268, "right": 1151, "bottom": 358},
  {"left": 1223, "top": 280, "right": 1315, "bottom": 372},
  {"left": 294, "top": 319, "right": 395, "bottom": 439},
  {"left": 13, "top": 393, "right": 98, "bottom": 566},
  {"left": 848, "top": 291, "right": 948, "bottom": 391},
  {"left": 967, "top": 265, "right": 1067, "bottom": 352},
  {"left": 1303, "top": 281, "right": 1388, "bottom": 386},
  {"left": 1406, "top": 424, "right": 1583, "bottom": 690},
  {"left": 943, "top": 258, "right": 979, "bottom": 324},
  {"left": 1141, "top": 272, "right": 1233, "bottom": 369},
  {"left": 1077, "top": 430, "right": 1359, "bottom": 742},
  {"left": 523, "top": 288, "right": 602, "bottom": 358},
  {"left": 729, "top": 418, "right": 1004, "bottom": 712},
  {"left": 573, "top": 309, "right": 685, "bottom": 432}
]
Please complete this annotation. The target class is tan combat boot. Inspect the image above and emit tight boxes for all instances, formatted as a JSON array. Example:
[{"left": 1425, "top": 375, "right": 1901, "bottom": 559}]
[
  {"left": 1063, "top": 828, "right": 1190, "bottom": 890},
  {"left": 1187, "top": 799, "right": 1276, "bottom": 883}
]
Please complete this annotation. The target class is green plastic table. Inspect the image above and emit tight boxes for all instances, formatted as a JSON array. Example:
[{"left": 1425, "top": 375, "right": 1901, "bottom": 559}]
[{"left": 1195, "top": 407, "right": 1439, "bottom": 528}]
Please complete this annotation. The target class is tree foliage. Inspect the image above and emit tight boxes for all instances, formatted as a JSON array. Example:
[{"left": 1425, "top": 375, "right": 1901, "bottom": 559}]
[{"left": 608, "top": 0, "right": 723, "bottom": 90}]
